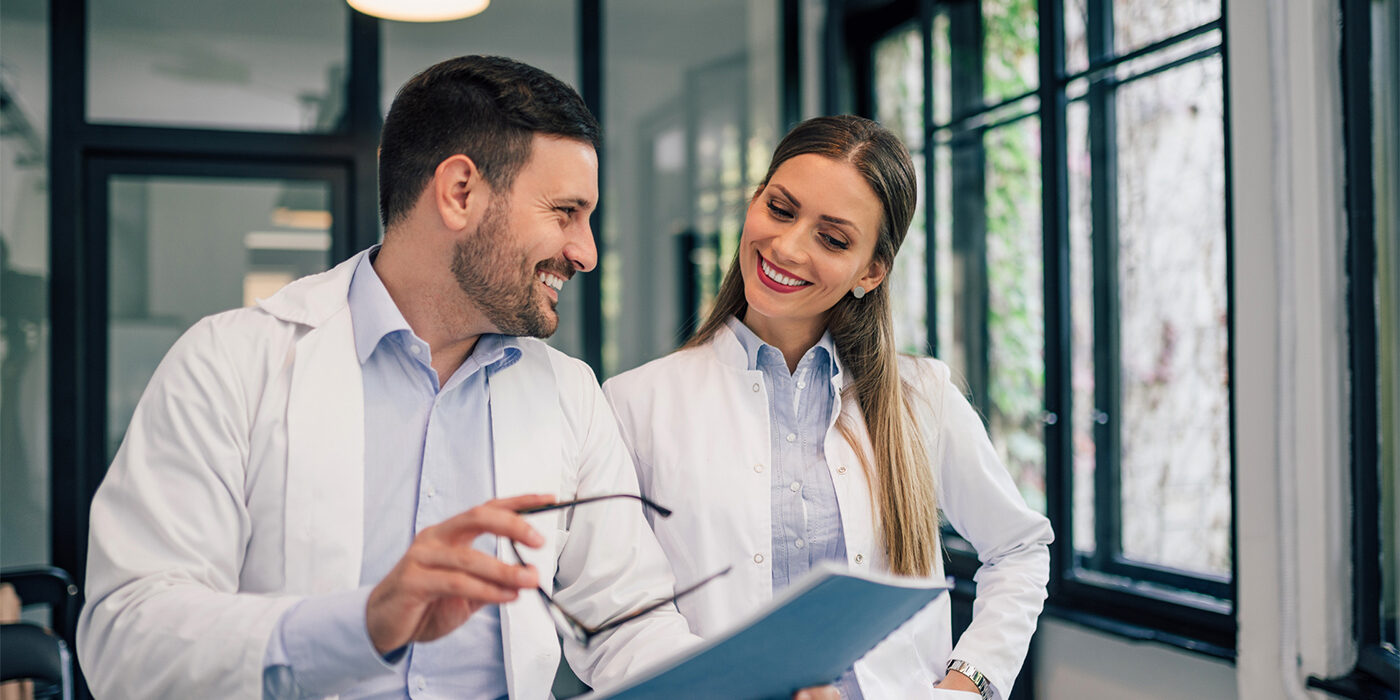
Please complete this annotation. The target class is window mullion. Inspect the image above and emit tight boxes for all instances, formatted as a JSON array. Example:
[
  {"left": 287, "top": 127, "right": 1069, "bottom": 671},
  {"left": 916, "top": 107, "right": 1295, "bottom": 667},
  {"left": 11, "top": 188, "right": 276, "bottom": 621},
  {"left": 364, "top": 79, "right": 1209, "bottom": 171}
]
[
  {"left": 948, "top": 0, "right": 990, "bottom": 414},
  {"left": 1086, "top": 0, "right": 1124, "bottom": 571}
]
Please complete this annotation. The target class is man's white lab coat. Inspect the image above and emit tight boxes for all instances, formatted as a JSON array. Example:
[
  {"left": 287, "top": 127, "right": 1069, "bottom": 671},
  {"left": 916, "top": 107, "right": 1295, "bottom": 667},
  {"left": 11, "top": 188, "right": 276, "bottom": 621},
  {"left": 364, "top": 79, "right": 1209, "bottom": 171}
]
[
  {"left": 78, "top": 251, "right": 697, "bottom": 698},
  {"left": 602, "top": 323, "right": 1054, "bottom": 700}
]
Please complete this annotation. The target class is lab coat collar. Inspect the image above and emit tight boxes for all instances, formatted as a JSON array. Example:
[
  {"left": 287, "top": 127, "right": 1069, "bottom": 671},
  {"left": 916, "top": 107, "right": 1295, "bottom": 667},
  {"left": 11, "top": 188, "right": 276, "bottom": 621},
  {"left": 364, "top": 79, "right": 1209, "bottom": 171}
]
[
  {"left": 711, "top": 317, "right": 849, "bottom": 389},
  {"left": 257, "top": 248, "right": 368, "bottom": 328}
]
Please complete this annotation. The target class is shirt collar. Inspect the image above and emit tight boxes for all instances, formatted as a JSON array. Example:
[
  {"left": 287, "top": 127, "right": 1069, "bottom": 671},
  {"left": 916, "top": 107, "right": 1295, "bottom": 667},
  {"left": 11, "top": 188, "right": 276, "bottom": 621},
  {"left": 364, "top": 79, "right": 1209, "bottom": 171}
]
[
  {"left": 348, "top": 246, "right": 412, "bottom": 365},
  {"left": 723, "top": 315, "right": 836, "bottom": 375},
  {"left": 348, "top": 246, "right": 522, "bottom": 373}
]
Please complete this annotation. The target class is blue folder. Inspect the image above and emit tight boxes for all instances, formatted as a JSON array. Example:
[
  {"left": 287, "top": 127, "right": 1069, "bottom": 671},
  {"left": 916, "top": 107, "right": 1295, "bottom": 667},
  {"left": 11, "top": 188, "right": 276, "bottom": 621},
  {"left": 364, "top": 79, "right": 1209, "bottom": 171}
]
[{"left": 581, "top": 560, "right": 948, "bottom": 700}]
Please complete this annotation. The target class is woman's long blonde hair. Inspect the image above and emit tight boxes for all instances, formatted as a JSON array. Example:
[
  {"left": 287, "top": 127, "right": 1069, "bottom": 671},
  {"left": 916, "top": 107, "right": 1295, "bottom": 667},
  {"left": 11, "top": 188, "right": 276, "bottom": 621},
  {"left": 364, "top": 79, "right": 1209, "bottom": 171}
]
[{"left": 686, "top": 116, "right": 938, "bottom": 576}]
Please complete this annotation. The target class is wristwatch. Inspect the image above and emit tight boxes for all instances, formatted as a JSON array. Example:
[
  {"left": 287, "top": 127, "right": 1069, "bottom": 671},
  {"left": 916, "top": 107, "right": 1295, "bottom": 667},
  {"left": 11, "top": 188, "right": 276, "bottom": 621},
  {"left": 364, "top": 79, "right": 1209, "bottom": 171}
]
[{"left": 945, "top": 659, "right": 992, "bottom": 700}]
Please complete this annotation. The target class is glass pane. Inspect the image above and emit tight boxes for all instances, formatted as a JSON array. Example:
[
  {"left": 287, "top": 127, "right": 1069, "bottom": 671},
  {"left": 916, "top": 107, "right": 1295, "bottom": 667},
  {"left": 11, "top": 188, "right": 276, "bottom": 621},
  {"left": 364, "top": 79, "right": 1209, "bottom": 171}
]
[
  {"left": 1065, "top": 0, "right": 1089, "bottom": 76},
  {"left": 1374, "top": 0, "right": 1399, "bottom": 649},
  {"left": 985, "top": 117, "right": 1045, "bottom": 513},
  {"left": 1115, "top": 56, "right": 1230, "bottom": 575},
  {"left": 381, "top": 2, "right": 578, "bottom": 116},
  {"left": 602, "top": 0, "right": 780, "bottom": 377},
  {"left": 891, "top": 152, "right": 928, "bottom": 355},
  {"left": 983, "top": 0, "right": 1039, "bottom": 105},
  {"left": 1, "top": 0, "right": 50, "bottom": 571},
  {"left": 381, "top": 3, "right": 582, "bottom": 360},
  {"left": 875, "top": 23, "right": 924, "bottom": 152},
  {"left": 87, "top": 0, "right": 347, "bottom": 132},
  {"left": 933, "top": 141, "right": 963, "bottom": 384},
  {"left": 106, "top": 176, "right": 332, "bottom": 460},
  {"left": 1067, "top": 99, "right": 1096, "bottom": 555},
  {"left": 932, "top": 10, "right": 952, "bottom": 126},
  {"left": 1114, "top": 0, "right": 1220, "bottom": 58}
]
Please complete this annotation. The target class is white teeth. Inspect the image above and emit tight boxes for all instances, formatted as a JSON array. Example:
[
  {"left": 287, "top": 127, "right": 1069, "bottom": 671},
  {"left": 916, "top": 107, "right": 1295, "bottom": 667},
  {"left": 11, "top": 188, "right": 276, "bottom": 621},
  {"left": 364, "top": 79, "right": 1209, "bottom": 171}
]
[
  {"left": 761, "top": 259, "right": 809, "bottom": 287},
  {"left": 537, "top": 271, "right": 565, "bottom": 291}
]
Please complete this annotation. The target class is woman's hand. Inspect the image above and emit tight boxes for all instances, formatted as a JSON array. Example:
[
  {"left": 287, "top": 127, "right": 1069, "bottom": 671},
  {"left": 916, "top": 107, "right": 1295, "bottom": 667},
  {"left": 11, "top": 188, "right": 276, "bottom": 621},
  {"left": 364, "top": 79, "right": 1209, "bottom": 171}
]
[
  {"left": 934, "top": 668, "right": 984, "bottom": 695},
  {"left": 793, "top": 685, "right": 841, "bottom": 699}
]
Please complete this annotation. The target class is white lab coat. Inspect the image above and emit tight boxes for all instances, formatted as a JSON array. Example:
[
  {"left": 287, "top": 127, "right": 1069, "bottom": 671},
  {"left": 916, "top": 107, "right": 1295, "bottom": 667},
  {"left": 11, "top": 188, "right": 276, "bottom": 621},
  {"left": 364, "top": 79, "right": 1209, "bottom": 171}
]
[
  {"left": 78, "top": 251, "right": 699, "bottom": 699},
  {"left": 602, "top": 323, "right": 1053, "bottom": 700}
]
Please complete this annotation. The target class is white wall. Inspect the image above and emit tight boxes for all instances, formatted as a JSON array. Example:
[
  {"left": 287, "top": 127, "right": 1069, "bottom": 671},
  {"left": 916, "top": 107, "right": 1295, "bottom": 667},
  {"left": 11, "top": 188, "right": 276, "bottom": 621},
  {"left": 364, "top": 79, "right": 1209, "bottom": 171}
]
[{"left": 1034, "top": 620, "right": 1237, "bottom": 700}]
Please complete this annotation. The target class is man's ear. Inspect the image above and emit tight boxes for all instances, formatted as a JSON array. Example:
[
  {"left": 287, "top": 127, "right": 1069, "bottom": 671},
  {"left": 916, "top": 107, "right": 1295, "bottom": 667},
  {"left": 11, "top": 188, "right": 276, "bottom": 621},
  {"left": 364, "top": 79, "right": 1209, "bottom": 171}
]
[
  {"left": 856, "top": 257, "right": 888, "bottom": 295},
  {"left": 432, "top": 154, "right": 488, "bottom": 232}
]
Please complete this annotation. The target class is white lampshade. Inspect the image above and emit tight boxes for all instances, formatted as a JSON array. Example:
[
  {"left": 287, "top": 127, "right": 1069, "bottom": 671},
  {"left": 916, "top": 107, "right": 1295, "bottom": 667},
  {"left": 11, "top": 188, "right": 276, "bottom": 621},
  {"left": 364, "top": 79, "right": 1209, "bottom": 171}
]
[{"left": 347, "top": 0, "right": 489, "bottom": 22}]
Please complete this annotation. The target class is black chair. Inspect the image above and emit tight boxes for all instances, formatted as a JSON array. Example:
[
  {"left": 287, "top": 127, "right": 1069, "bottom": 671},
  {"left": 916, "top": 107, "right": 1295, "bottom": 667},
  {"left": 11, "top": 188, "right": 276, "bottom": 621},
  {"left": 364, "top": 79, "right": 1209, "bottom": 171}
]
[
  {"left": 1, "top": 568, "right": 79, "bottom": 700},
  {"left": 1, "top": 622, "right": 73, "bottom": 700}
]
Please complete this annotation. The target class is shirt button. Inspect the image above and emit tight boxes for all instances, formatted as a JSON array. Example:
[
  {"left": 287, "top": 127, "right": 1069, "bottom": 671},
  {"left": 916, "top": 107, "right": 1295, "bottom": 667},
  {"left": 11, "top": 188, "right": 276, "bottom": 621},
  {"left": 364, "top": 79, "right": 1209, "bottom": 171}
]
[
  {"left": 797, "top": 380, "right": 806, "bottom": 389},
  {"left": 855, "top": 554, "right": 864, "bottom": 564},
  {"left": 837, "top": 465, "right": 847, "bottom": 475},
  {"left": 795, "top": 538, "right": 806, "bottom": 549},
  {"left": 425, "top": 485, "right": 436, "bottom": 498},
  {"left": 789, "top": 481, "right": 801, "bottom": 493},
  {"left": 754, "top": 463, "right": 765, "bottom": 474},
  {"left": 412, "top": 675, "right": 426, "bottom": 691},
  {"left": 409, "top": 345, "right": 422, "bottom": 355},
  {"left": 752, "top": 383, "right": 761, "bottom": 392},
  {"left": 786, "top": 432, "right": 796, "bottom": 443},
  {"left": 754, "top": 553, "right": 765, "bottom": 564}
]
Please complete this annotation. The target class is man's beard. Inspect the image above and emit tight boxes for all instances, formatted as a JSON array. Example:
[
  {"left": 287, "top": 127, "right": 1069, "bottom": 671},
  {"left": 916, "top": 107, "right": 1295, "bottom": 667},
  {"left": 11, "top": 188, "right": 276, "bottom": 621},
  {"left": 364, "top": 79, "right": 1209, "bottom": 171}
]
[{"left": 451, "top": 195, "right": 565, "bottom": 338}]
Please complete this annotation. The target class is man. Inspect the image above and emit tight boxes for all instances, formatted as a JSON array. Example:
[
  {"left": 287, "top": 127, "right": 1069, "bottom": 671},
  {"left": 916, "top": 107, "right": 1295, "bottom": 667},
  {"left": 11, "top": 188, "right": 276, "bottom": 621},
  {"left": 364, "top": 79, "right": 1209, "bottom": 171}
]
[{"left": 78, "top": 56, "right": 702, "bottom": 699}]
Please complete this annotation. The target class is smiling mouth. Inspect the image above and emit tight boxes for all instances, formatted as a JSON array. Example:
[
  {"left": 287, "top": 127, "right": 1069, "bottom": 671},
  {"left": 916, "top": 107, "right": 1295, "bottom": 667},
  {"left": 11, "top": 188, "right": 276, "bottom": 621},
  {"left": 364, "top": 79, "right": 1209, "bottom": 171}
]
[
  {"left": 537, "top": 270, "right": 566, "bottom": 292},
  {"left": 757, "top": 254, "right": 811, "bottom": 291}
]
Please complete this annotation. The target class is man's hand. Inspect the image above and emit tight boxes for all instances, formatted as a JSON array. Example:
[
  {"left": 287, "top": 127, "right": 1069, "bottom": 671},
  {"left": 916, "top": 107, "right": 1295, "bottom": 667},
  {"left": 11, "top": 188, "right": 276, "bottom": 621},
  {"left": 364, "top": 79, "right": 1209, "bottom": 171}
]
[{"left": 366, "top": 493, "right": 556, "bottom": 655}]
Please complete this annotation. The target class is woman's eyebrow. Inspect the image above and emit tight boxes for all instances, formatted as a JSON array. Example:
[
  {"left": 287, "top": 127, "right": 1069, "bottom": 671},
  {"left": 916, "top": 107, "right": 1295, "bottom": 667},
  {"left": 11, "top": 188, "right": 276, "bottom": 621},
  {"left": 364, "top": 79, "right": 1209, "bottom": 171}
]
[
  {"left": 770, "top": 183, "right": 802, "bottom": 208},
  {"left": 770, "top": 182, "right": 864, "bottom": 236}
]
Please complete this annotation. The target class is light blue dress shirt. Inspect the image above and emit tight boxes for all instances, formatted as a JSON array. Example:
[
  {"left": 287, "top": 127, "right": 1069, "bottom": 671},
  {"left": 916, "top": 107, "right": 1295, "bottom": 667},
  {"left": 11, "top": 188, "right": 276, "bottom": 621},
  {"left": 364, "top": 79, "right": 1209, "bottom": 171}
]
[
  {"left": 724, "top": 317, "right": 863, "bottom": 699},
  {"left": 263, "top": 249, "right": 518, "bottom": 699}
]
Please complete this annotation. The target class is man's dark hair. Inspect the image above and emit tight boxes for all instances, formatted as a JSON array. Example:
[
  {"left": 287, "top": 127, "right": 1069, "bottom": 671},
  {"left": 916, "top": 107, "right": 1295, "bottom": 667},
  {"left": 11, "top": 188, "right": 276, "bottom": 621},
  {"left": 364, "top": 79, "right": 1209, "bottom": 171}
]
[{"left": 378, "top": 55, "right": 601, "bottom": 228}]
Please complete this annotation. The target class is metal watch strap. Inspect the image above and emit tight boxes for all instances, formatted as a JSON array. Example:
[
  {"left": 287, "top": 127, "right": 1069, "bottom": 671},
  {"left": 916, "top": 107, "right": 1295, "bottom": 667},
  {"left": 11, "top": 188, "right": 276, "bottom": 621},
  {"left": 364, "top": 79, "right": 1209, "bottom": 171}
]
[{"left": 946, "top": 659, "right": 993, "bottom": 700}]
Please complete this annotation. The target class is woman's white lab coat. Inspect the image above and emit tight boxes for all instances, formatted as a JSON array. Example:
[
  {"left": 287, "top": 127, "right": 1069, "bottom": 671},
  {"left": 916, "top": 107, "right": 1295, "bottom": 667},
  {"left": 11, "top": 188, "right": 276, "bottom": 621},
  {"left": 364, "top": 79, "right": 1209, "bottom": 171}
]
[
  {"left": 77, "top": 251, "right": 697, "bottom": 699},
  {"left": 602, "top": 323, "right": 1053, "bottom": 700}
]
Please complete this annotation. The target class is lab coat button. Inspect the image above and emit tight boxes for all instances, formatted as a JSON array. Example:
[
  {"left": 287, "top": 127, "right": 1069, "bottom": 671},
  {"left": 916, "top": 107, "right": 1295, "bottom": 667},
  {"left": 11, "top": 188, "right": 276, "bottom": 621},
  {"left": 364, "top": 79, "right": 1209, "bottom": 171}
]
[
  {"left": 789, "top": 481, "right": 801, "bottom": 492},
  {"left": 753, "top": 553, "right": 765, "bottom": 564},
  {"left": 854, "top": 554, "right": 864, "bottom": 564},
  {"left": 752, "top": 383, "right": 761, "bottom": 392},
  {"left": 837, "top": 465, "right": 847, "bottom": 475},
  {"left": 754, "top": 463, "right": 765, "bottom": 473}
]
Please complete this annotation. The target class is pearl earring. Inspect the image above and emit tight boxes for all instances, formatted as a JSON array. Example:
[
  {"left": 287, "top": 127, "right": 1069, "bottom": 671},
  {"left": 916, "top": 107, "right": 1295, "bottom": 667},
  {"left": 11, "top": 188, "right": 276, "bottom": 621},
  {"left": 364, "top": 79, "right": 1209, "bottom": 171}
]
[{"left": 852, "top": 285, "right": 867, "bottom": 299}]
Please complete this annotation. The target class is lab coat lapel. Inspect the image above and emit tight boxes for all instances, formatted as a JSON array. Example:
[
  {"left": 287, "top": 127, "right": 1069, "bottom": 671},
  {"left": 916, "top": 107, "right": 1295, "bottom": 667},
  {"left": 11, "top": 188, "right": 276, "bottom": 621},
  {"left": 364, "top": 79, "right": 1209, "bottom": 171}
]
[
  {"left": 489, "top": 344, "right": 563, "bottom": 700},
  {"left": 283, "top": 306, "right": 366, "bottom": 594}
]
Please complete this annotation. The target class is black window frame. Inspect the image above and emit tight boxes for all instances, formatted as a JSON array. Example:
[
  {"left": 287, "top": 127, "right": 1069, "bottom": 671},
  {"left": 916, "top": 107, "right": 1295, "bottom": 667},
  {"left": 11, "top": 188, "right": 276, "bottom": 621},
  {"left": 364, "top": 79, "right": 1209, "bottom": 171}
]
[
  {"left": 843, "top": 0, "right": 1237, "bottom": 657},
  {"left": 1307, "top": 0, "right": 1400, "bottom": 696}
]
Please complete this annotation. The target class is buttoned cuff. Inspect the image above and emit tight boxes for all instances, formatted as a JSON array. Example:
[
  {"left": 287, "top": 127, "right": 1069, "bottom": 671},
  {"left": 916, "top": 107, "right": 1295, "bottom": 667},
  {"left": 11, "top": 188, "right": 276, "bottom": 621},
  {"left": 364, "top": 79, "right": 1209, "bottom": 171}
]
[{"left": 266, "top": 585, "right": 403, "bottom": 696}]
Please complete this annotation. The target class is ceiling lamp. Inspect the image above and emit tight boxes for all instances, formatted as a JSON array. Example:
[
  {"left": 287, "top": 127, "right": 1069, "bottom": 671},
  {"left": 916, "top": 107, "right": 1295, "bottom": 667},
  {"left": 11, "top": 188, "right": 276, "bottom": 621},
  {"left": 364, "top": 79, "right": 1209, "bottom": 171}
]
[{"left": 347, "top": 0, "right": 489, "bottom": 22}]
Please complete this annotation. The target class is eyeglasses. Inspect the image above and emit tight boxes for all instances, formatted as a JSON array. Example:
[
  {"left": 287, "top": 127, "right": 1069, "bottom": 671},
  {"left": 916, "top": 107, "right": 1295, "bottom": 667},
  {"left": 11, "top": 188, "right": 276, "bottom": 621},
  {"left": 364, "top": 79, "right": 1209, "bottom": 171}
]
[{"left": 510, "top": 494, "right": 731, "bottom": 646}]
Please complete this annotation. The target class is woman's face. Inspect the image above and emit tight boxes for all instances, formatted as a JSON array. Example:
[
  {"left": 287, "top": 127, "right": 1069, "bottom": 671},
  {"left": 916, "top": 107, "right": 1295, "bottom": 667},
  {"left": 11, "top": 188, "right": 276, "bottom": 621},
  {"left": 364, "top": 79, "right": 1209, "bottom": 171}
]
[{"left": 739, "top": 153, "right": 887, "bottom": 334}]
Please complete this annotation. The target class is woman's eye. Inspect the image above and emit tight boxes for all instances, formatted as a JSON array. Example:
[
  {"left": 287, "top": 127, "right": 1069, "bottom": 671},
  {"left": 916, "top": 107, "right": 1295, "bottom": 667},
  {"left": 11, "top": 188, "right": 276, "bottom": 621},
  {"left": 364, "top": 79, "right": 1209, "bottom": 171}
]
[
  {"left": 820, "top": 232, "right": 850, "bottom": 250},
  {"left": 767, "top": 201, "right": 792, "bottom": 219}
]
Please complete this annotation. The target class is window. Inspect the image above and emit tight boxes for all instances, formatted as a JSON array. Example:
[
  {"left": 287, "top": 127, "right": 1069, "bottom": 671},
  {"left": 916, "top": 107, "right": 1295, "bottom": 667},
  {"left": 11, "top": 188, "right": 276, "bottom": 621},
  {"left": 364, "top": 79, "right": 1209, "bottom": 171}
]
[
  {"left": 1310, "top": 0, "right": 1400, "bottom": 695},
  {"left": 854, "top": 0, "right": 1234, "bottom": 653}
]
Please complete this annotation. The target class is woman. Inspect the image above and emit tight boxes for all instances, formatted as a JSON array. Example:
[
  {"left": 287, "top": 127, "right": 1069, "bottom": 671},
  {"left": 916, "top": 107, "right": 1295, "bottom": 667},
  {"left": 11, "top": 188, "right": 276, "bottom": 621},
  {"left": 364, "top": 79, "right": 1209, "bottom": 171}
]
[{"left": 602, "top": 116, "right": 1052, "bottom": 699}]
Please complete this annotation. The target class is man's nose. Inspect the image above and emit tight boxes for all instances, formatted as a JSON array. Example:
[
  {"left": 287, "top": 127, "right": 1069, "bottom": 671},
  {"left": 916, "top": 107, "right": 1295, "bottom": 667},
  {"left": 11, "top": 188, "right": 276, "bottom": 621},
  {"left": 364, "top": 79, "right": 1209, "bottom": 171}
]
[{"left": 564, "top": 219, "right": 598, "bottom": 273}]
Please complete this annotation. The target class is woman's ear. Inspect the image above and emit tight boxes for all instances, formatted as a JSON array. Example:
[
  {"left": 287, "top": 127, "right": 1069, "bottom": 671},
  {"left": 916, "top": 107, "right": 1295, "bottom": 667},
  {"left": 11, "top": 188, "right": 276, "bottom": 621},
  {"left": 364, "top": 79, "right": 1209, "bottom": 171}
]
[
  {"left": 856, "top": 258, "right": 888, "bottom": 295},
  {"left": 432, "top": 154, "right": 487, "bottom": 232}
]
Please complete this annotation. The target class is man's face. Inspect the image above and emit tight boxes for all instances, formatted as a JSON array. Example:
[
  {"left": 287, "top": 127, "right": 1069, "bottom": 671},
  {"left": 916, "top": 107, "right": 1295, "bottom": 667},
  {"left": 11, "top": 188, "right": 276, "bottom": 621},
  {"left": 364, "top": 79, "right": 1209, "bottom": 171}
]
[{"left": 452, "top": 135, "right": 599, "bottom": 338}]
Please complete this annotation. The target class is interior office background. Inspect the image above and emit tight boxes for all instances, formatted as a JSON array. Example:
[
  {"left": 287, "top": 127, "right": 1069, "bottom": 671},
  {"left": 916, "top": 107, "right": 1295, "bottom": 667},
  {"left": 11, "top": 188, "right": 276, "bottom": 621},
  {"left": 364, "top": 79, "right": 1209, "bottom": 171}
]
[{"left": 0, "top": 0, "right": 1394, "bottom": 698}]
